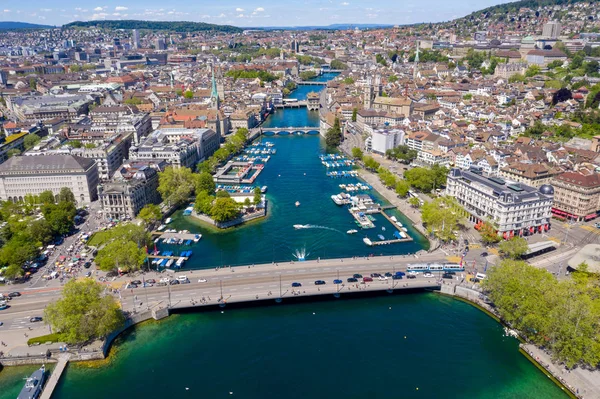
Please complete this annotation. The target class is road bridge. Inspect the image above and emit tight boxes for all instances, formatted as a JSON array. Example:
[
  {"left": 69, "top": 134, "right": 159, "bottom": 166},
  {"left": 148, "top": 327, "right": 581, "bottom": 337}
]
[
  {"left": 257, "top": 126, "right": 321, "bottom": 135},
  {"left": 274, "top": 100, "right": 307, "bottom": 108},
  {"left": 297, "top": 81, "right": 327, "bottom": 86}
]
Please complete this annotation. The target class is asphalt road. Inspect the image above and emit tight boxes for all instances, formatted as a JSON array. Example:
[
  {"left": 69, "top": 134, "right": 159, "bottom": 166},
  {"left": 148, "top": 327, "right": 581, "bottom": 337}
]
[{"left": 1, "top": 254, "right": 458, "bottom": 330}]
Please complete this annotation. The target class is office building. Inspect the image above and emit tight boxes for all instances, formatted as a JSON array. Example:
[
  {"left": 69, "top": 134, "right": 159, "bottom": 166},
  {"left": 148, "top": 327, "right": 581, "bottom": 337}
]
[
  {"left": 542, "top": 21, "right": 562, "bottom": 38},
  {"left": 132, "top": 29, "right": 140, "bottom": 49},
  {"left": 0, "top": 155, "right": 99, "bottom": 205},
  {"left": 551, "top": 172, "right": 600, "bottom": 221},
  {"left": 368, "top": 128, "right": 405, "bottom": 155}
]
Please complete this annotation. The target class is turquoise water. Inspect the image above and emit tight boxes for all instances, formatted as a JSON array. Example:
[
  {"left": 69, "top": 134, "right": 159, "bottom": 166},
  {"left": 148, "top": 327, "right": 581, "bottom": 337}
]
[
  {"left": 163, "top": 134, "right": 428, "bottom": 268},
  {"left": 21, "top": 294, "right": 565, "bottom": 398},
  {"left": 159, "top": 74, "right": 428, "bottom": 269}
]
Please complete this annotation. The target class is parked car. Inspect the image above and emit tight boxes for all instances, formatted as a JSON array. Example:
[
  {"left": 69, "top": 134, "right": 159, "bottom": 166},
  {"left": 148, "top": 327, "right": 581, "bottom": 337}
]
[
  {"left": 442, "top": 273, "right": 454, "bottom": 279},
  {"left": 159, "top": 277, "right": 170, "bottom": 284},
  {"left": 407, "top": 271, "right": 419, "bottom": 276},
  {"left": 370, "top": 273, "right": 381, "bottom": 278},
  {"left": 423, "top": 272, "right": 434, "bottom": 278},
  {"left": 314, "top": 280, "right": 326, "bottom": 285},
  {"left": 353, "top": 274, "right": 363, "bottom": 279},
  {"left": 125, "top": 283, "right": 137, "bottom": 289},
  {"left": 177, "top": 276, "right": 189, "bottom": 283},
  {"left": 8, "top": 292, "right": 21, "bottom": 298},
  {"left": 347, "top": 277, "right": 358, "bottom": 283},
  {"left": 395, "top": 271, "right": 406, "bottom": 277},
  {"left": 156, "top": 282, "right": 167, "bottom": 287},
  {"left": 131, "top": 280, "right": 142, "bottom": 285},
  {"left": 146, "top": 279, "right": 156, "bottom": 284},
  {"left": 291, "top": 282, "right": 302, "bottom": 287},
  {"left": 406, "top": 274, "right": 416, "bottom": 279},
  {"left": 378, "top": 276, "right": 388, "bottom": 281},
  {"left": 384, "top": 272, "right": 393, "bottom": 277},
  {"left": 333, "top": 279, "right": 343, "bottom": 284},
  {"left": 392, "top": 275, "right": 403, "bottom": 280},
  {"left": 480, "top": 252, "right": 488, "bottom": 257},
  {"left": 363, "top": 277, "right": 373, "bottom": 282},
  {"left": 30, "top": 316, "right": 43, "bottom": 323},
  {"left": 169, "top": 280, "right": 180, "bottom": 285},
  {"left": 198, "top": 278, "right": 208, "bottom": 283},
  {"left": 83, "top": 262, "right": 92, "bottom": 269},
  {"left": 85, "top": 271, "right": 92, "bottom": 277}
]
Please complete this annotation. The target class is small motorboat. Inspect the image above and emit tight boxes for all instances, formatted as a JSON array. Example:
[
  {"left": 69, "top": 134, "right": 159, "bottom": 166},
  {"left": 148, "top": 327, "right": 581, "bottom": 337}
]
[
  {"left": 293, "top": 224, "right": 309, "bottom": 229},
  {"left": 347, "top": 229, "right": 358, "bottom": 234},
  {"left": 382, "top": 226, "right": 386, "bottom": 231},
  {"left": 295, "top": 201, "right": 301, "bottom": 207},
  {"left": 378, "top": 234, "right": 385, "bottom": 240},
  {"left": 363, "top": 237, "right": 373, "bottom": 246}
]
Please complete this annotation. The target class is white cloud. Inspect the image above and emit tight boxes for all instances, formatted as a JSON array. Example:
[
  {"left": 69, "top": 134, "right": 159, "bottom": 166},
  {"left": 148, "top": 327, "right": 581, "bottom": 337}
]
[
  {"left": 91, "top": 12, "right": 108, "bottom": 19},
  {"left": 366, "top": 13, "right": 378, "bottom": 18},
  {"left": 235, "top": 7, "right": 244, "bottom": 12},
  {"left": 115, "top": 6, "right": 128, "bottom": 11},
  {"left": 236, "top": 13, "right": 244, "bottom": 18},
  {"left": 2, "top": 9, "right": 10, "bottom": 13},
  {"left": 75, "top": 8, "right": 88, "bottom": 12},
  {"left": 93, "top": 7, "right": 104, "bottom": 11},
  {"left": 254, "top": 7, "right": 265, "bottom": 12},
  {"left": 113, "top": 12, "right": 121, "bottom": 16},
  {"left": 217, "top": 13, "right": 226, "bottom": 17},
  {"left": 40, "top": 8, "right": 52, "bottom": 12},
  {"left": 341, "top": 2, "right": 349, "bottom": 6}
]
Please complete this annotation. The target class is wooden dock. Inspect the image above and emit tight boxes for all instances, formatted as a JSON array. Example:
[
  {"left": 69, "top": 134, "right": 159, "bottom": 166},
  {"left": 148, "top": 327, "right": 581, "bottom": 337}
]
[
  {"left": 40, "top": 353, "right": 71, "bottom": 399},
  {"left": 147, "top": 255, "right": 189, "bottom": 260},
  {"left": 371, "top": 237, "right": 413, "bottom": 246},
  {"left": 380, "top": 205, "right": 396, "bottom": 210}
]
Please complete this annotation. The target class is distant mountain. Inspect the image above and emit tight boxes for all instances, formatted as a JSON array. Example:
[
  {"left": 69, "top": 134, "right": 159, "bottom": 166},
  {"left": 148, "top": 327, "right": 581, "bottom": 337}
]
[
  {"left": 258, "top": 23, "right": 394, "bottom": 31},
  {"left": 65, "top": 20, "right": 242, "bottom": 33},
  {"left": 0, "top": 21, "right": 54, "bottom": 30}
]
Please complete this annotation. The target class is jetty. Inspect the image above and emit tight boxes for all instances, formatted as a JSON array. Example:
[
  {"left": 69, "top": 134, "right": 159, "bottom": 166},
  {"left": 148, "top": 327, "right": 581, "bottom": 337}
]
[
  {"left": 370, "top": 237, "right": 413, "bottom": 246},
  {"left": 40, "top": 353, "right": 71, "bottom": 399}
]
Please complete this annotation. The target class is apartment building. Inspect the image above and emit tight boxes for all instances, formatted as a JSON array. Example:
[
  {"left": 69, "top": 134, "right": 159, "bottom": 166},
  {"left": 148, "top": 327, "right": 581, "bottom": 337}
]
[{"left": 551, "top": 172, "right": 600, "bottom": 221}]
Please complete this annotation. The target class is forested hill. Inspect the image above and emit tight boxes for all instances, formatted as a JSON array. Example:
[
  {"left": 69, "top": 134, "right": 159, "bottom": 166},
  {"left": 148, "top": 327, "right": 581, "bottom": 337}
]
[
  {"left": 64, "top": 20, "right": 242, "bottom": 33},
  {"left": 463, "top": 0, "right": 591, "bottom": 19},
  {"left": 0, "top": 21, "right": 54, "bottom": 30}
]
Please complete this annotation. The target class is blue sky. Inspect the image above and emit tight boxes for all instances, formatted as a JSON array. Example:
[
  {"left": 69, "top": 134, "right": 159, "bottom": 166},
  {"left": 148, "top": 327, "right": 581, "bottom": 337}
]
[{"left": 1, "top": 0, "right": 513, "bottom": 27}]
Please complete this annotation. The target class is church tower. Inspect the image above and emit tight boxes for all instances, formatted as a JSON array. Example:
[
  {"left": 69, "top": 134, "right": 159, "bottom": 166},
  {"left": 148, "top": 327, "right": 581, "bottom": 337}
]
[
  {"left": 363, "top": 75, "right": 374, "bottom": 109},
  {"left": 210, "top": 65, "right": 220, "bottom": 110},
  {"left": 413, "top": 40, "right": 420, "bottom": 80}
]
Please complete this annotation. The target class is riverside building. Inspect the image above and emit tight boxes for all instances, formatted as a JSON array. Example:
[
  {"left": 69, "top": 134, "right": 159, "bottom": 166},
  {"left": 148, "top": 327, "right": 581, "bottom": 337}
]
[
  {"left": 128, "top": 128, "right": 219, "bottom": 169},
  {"left": 0, "top": 154, "right": 99, "bottom": 205},
  {"left": 446, "top": 168, "right": 553, "bottom": 237},
  {"left": 551, "top": 172, "right": 600, "bottom": 221}
]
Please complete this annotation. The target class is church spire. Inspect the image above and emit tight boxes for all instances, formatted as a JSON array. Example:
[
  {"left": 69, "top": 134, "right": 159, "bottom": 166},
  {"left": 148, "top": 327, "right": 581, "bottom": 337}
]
[
  {"left": 210, "top": 64, "right": 220, "bottom": 109},
  {"left": 413, "top": 40, "right": 420, "bottom": 80}
]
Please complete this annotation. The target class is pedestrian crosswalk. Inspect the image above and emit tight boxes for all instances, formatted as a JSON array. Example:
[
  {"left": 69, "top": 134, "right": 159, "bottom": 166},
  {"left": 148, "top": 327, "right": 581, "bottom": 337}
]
[{"left": 8, "top": 316, "right": 31, "bottom": 330}]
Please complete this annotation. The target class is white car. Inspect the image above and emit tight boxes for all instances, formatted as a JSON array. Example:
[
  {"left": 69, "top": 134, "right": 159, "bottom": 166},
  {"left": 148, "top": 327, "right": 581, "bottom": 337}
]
[
  {"left": 407, "top": 271, "right": 420, "bottom": 276},
  {"left": 159, "top": 277, "right": 170, "bottom": 284},
  {"left": 198, "top": 278, "right": 208, "bottom": 283},
  {"left": 378, "top": 276, "right": 388, "bottom": 281},
  {"left": 177, "top": 276, "right": 188, "bottom": 282},
  {"left": 423, "top": 272, "right": 434, "bottom": 278}
]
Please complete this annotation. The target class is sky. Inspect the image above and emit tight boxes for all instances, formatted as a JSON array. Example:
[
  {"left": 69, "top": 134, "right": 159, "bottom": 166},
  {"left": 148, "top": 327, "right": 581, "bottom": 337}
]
[{"left": 1, "top": 0, "right": 514, "bottom": 27}]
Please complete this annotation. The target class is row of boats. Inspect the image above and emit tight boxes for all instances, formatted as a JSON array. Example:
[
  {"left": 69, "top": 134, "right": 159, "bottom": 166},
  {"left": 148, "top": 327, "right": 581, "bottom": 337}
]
[
  {"left": 235, "top": 155, "right": 271, "bottom": 163},
  {"left": 245, "top": 148, "right": 276, "bottom": 155},
  {"left": 160, "top": 235, "right": 201, "bottom": 245},
  {"left": 151, "top": 250, "right": 193, "bottom": 268},
  {"left": 339, "top": 183, "right": 371, "bottom": 192},
  {"left": 326, "top": 171, "right": 359, "bottom": 178},
  {"left": 320, "top": 154, "right": 347, "bottom": 161},
  {"left": 321, "top": 160, "right": 355, "bottom": 168}
]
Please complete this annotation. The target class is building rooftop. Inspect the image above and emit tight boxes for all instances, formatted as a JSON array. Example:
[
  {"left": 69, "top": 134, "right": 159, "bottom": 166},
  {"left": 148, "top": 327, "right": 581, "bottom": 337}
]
[{"left": 0, "top": 154, "right": 95, "bottom": 173}]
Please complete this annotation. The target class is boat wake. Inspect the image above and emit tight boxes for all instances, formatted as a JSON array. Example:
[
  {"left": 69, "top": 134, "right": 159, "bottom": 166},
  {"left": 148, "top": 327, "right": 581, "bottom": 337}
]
[{"left": 293, "top": 224, "right": 343, "bottom": 234}]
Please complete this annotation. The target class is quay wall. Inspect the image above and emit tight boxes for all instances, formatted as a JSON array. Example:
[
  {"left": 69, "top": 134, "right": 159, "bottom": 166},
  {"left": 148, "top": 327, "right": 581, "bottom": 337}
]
[{"left": 190, "top": 207, "right": 266, "bottom": 229}]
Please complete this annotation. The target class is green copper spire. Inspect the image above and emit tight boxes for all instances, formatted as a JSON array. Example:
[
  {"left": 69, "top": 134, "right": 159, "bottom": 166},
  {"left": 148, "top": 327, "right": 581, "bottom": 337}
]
[{"left": 211, "top": 66, "right": 218, "bottom": 100}]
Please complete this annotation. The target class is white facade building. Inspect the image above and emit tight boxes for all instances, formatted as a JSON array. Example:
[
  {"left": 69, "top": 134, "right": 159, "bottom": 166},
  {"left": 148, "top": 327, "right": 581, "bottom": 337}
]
[
  {"left": 370, "top": 128, "right": 405, "bottom": 155},
  {"left": 0, "top": 155, "right": 99, "bottom": 205},
  {"left": 445, "top": 169, "right": 553, "bottom": 236}
]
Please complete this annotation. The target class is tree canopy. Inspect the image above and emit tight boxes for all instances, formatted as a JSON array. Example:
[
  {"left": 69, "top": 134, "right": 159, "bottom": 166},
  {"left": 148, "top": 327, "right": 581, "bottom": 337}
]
[
  {"left": 325, "top": 117, "right": 342, "bottom": 148},
  {"left": 95, "top": 240, "right": 146, "bottom": 273},
  {"left": 421, "top": 197, "right": 464, "bottom": 242},
  {"left": 138, "top": 204, "right": 162, "bottom": 227},
  {"left": 65, "top": 20, "right": 242, "bottom": 33},
  {"left": 210, "top": 197, "right": 240, "bottom": 223},
  {"left": 385, "top": 145, "right": 418, "bottom": 164},
  {"left": 498, "top": 236, "right": 528, "bottom": 259},
  {"left": 44, "top": 279, "right": 125, "bottom": 344},
  {"left": 483, "top": 260, "right": 600, "bottom": 368},
  {"left": 158, "top": 166, "right": 196, "bottom": 206},
  {"left": 404, "top": 165, "right": 447, "bottom": 193}
]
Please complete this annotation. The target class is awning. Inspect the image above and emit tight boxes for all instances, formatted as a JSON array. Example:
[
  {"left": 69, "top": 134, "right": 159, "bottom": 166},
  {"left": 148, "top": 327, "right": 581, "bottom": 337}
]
[
  {"left": 552, "top": 209, "right": 566, "bottom": 215},
  {"left": 585, "top": 213, "right": 597, "bottom": 220}
]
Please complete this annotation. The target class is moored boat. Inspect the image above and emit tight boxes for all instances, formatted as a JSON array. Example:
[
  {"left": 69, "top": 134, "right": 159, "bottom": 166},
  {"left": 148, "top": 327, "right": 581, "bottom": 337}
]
[
  {"left": 261, "top": 186, "right": 268, "bottom": 193},
  {"left": 165, "top": 217, "right": 172, "bottom": 224},
  {"left": 363, "top": 237, "right": 373, "bottom": 246},
  {"left": 17, "top": 365, "right": 46, "bottom": 399},
  {"left": 377, "top": 234, "right": 385, "bottom": 240},
  {"left": 295, "top": 201, "right": 301, "bottom": 207},
  {"left": 347, "top": 229, "right": 358, "bottom": 234}
]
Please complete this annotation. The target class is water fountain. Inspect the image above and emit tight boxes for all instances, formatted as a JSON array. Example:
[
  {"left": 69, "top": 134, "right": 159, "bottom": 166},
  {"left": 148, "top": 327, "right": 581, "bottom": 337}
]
[{"left": 292, "top": 247, "right": 309, "bottom": 261}]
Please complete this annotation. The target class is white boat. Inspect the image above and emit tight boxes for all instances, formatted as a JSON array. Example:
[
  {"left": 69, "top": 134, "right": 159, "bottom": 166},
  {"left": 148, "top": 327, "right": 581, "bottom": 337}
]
[
  {"left": 193, "top": 234, "right": 202, "bottom": 243},
  {"left": 295, "top": 201, "right": 301, "bottom": 207},
  {"left": 382, "top": 226, "right": 386, "bottom": 231},
  {"left": 363, "top": 237, "right": 373, "bottom": 246},
  {"left": 347, "top": 229, "right": 358, "bottom": 234},
  {"left": 261, "top": 186, "right": 268, "bottom": 193},
  {"left": 165, "top": 218, "right": 172, "bottom": 224},
  {"left": 390, "top": 216, "right": 398, "bottom": 223},
  {"left": 293, "top": 224, "right": 309, "bottom": 229},
  {"left": 331, "top": 194, "right": 344, "bottom": 205},
  {"left": 157, "top": 225, "right": 166, "bottom": 231},
  {"left": 166, "top": 259, "right": 174, "bottom": 268}
]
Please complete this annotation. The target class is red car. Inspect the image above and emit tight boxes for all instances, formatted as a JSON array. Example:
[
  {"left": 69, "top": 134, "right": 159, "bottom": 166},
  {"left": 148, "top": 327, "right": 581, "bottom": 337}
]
[{"left": 363, "top": 277, "right": 373, "bottom": 282}]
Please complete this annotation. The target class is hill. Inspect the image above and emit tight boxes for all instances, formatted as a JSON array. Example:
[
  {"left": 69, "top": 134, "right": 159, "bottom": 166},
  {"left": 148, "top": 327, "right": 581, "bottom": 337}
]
[
  {"left": 0, "top": 21, "right": 54, "bottom": 30},
  {"left": 65, "top": 20, "right": 242, "bottom": 33}
]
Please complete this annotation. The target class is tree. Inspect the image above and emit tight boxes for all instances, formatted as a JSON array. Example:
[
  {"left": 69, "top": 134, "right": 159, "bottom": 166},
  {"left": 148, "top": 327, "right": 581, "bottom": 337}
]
[
  {"left": 395, "top": 180, "right": 410, "bottom": 197},
  {"left": 158, "top": 166, "right": 196, "bottom": 206},
  {"left": 386, "top": 145, "right": 418, "bottom": 164},
  {"left": 244, "top": 198, "right": 252, "bottom": 208},
  {"left": 0, "top": 234, "right": 38, "bottom": 278},
  {"left": 388, "top": 75, "right": 398, "bottom": 83},
  {"left": 552, "top": 88, "right": 572, "bottom": 105},
  {"left": 194, "top": 191, "right": 215, "bottom": 215},
  {"left": 351, "top": 147, "right": 363, "bottom": 160},
  {"left": 499, "top": 236, "right": 528, "bottom": 259},
  {"left": 38, "top": 191, "right": 56, "bottom": 205},
  {"left": 525, "top": 65, "right": 541, "bottom": 77},
  {"left": 7, "top": 149, "right": 21, "bottom": 158},
  {"left": 421, "top": 197, "right": 463, "bottom": 242},
  {"left": 210, "top": 197, "right": 240, "bottom": 223},
  {"left": 43, "top": 201, "right": 76, "bottom": 236},
  {"left": 363, "top": 156, "right": 380, "bottom": 171},
  {"left": 195, "top": 172, "right": 216, "bottom": 195},
  {"left": 330, "top": 59, "right": 348, "bottom": 70},
  {"left": 28, "top": 219, "right": 54, "bottom": 246},
  {"left": 183, "top": 90, "right": 194, "bottom": 99},
  {"left": 58, "top": 187, "right": 76, "bottom": 204},
  {"left": 409, "top": 197, "right": 421, "bottom": 208},
  {"left": 351, "top": 107, "right": 358, "bottom": 122},
  {"left": 253, "top": 186, "right": 262, "bottom": 206},
  {"left": 95, "top": 240, "right": 145, "bottom": 273},
  {"left": 325, "top": 117, "right": 342, "bottom": 148},
  {"left": 479, "top": 222, "right": 500, "bottom": 244},
  {"left": 24, "top": 133, "right": 41, "bottom": 150},
  {"left": 44, "top": 279, "right": 125, "bottom": 344},
  {"left": 138, "top": 204, "right": 162, "bottom": 227}
]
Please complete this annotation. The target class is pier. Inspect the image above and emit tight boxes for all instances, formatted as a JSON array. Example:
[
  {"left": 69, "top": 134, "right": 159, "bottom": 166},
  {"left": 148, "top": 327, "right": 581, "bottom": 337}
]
[
  {"left": 40, "top": 353, "right": 71, "bottom": 399},
  {"left": 370, "top": 237, "right": 413, "bottom": 246}
]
